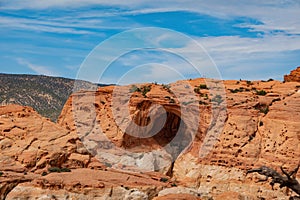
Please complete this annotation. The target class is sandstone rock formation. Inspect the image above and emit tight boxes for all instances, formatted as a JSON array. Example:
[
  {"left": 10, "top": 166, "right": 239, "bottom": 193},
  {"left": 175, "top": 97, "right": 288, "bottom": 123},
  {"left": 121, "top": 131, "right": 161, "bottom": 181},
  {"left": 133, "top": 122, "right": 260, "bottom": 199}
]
[
  {"left": 284, "top": 66, "right": 300, "bottom": 82},
  {"left": 0, "top": 104, "right": 170, "bottom": 199},
  {"left": 1, "top": 68, "right": 300, "bottom": 199},
  {"left": 58, "top": 76, "right": 300, "bottom": 199}
]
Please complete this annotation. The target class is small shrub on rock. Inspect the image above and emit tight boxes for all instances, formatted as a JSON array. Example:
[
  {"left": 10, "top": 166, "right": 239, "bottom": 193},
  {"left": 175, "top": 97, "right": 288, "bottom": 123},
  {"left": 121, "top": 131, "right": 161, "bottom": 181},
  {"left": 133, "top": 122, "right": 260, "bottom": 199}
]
[
  {"left": 48, "top": 167, "right": 71, "bottom": 173},
  {"left": 41, "top": 171, "right": 48, "bottom": 176},
  {"left": 129, "top": 85, "right": 141, "bottom": 93},
  {"left": 256, "top": 90, "right": 267, "bottom": 96},
  {"left": 199, "top": 84, "right": 208, "bottom": 89},
  {"left": 160, "top": 177, "right": 168, "bottom": 182}
]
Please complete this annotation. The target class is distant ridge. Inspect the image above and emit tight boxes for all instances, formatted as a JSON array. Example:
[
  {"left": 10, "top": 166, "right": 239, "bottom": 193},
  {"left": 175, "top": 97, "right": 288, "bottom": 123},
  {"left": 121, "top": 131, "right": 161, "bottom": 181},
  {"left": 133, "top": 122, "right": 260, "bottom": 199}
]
[{"left": 0, "top": 73, "right": 109, "bottom": 121}]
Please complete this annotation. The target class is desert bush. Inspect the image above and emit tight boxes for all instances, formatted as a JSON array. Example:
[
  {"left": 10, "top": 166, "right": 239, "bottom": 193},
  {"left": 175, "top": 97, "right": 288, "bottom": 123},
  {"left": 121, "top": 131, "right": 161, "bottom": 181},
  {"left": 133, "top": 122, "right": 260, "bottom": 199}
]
[
  {"left": 199, "top": 100, "right": 208, "bottom": 105},
  {"left": 160, "top": 177, "right": 168, "bottom": 182},
  {"left": 182, "top": 101, "right": 194, "bottom": 105},
  {"left": 60, "top": 168, "right": 71, "bottom": 172},
  {"left": 141, "top": 85, "right": 151, "bottom": 97},
  {"left": 194, "top": 84, "right": 208, "bottom": 94},
  {"left": 199, "top": 84, "right": 208, "bottom": 89},
  {"left": 129, "top": 85, "right": 141, "bottom": 93},
  {"left": 194, "top": 87, "right": 200, "bottom": 94},
  {"left": 162, "top": 84, "right": 171, "bottom": 90},
  {"left": 230, "top": 87, "right": 244, "bottom": 93},
  {"left": 41, "top": 171, "right": 48, "bottom": 176},
  {"left": 256, "top": 90, "right": 267, "bottom": 96},
  {"left": 246, "top": 80, "right": 253, "bottom": 85},
  {"left": 104, "top": 162, "right": 112, "bottom": 168},
  {"left": 48, "top": 167, "right": 71, "bottom": 173},
  {"left": 48, "top": 167, "right": 61, "bottom": 173}
]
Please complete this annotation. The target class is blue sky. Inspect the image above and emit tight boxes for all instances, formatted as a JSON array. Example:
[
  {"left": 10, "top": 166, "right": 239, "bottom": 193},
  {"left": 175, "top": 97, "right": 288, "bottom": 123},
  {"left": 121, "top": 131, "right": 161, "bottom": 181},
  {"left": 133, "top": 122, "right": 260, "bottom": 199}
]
[{"left": 1, "top": 0, "right": 300, "bottom": 84}]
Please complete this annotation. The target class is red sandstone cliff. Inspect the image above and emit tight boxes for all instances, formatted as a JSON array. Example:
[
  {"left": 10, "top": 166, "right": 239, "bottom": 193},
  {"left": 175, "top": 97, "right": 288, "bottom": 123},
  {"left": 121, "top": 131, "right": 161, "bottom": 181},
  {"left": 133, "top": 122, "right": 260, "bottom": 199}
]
[
  {"left": 1, "top": 68, "right": 300, "bottom": 199},
  {"left": 284, "top": 67, "right": 300, "bottom": 82}
]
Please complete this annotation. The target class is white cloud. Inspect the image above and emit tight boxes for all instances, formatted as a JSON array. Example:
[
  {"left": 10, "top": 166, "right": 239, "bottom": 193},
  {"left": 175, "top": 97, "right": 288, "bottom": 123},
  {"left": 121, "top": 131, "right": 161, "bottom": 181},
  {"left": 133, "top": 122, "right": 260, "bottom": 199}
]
[
  {"left": 198, "top": 36, "right": 300, "bottom": 79},
  {"left": 3, "top": 0, "right": 299, "bottom": 35},
  {"left": 0, "top": 0, "right": 143, "bottom": 10},
  {"left": 0, "top": 16, "right": 94, "bottom": 35},
  {"left": 115, "top": 63, "right": 183, "bottom": 84},
  {"left": 2, "top": 1, "right": 300, "bottom": 82},
  {"left": 0, "top": 16, "right": 121, "bottom": 35},
  {"left": 163, "top": 33, "right": 300, "bottom": 80},
  {"left": 76, "top": 26, "right": 300, "bottom": 83},
  {"left": 17, "top": 58, "right": 59, "bottom": 76},
  {"left": 197, "top": 34, "right": 300, "bottom": 54}
]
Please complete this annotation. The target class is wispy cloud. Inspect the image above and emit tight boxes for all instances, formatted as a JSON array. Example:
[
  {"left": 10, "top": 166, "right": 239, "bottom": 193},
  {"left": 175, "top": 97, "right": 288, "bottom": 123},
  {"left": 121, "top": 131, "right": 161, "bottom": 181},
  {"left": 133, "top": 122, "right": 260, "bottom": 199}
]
[
  {"left": 195, "top": 35, "right": 300, "bottom": 80},
  {"left": 3, "top": 0, "right": 300, "bottom": 35},
  {"left": 0, "top": 14, "right": 128, "bottom": 35},
  {"left": 198, "top": 34, "right": 300, "bottom": 54},
  {"left": 1, "top": 1, "right": 299, "bottom": 82},
  {"left": 17, "top": 58, "right": 59, "bottom": 76}
]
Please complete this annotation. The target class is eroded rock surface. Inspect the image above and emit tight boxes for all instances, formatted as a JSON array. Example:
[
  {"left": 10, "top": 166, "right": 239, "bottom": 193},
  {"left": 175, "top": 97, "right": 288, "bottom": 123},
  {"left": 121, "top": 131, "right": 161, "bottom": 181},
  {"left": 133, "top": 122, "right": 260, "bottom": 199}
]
[
  {"left": 285, "top": 66, "right": 300, "bottom": 82},
  {"left": 1, "top": 68, "right": 300, "bottom": 199},
  {"left": 0, "top": 105, "right": 169, "bottom": 199},
  {"left": 57, "top": 75, "right": 300, "bottom": 199}
]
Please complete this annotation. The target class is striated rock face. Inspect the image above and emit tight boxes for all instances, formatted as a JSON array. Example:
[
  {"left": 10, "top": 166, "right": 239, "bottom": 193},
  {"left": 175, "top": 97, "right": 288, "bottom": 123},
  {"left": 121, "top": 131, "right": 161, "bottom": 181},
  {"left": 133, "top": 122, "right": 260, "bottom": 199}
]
[
  {"left": 284, "top": 66, "right": 300, "bottom": 82},
  {"left": 0, "top": 104, "right": 170, "bottom": 199},
  {"left": 57, "top": 77, "right": 300, "bottom": 199},
  {"left": 1, "top": 67, "right": 300, "bottom": 199}
]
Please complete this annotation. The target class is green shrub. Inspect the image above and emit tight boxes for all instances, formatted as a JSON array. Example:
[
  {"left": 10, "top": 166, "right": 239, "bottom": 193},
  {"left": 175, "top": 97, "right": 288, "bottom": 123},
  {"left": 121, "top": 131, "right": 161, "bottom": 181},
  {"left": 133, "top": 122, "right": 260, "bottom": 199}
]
[
  {"left": 48, "top": 167, "right": 71, "bottom": 173},
  {"left": 41, "top": 171, "right": 48, "bottom": 176},
  {"left": 199, "top": 100, "right": 208, "bottom": 105},
  {"left": 194, "top": 87, "right": 200, "bottom": 94},
  {"left": 201, "top": 93, "right": 208, "bottom": 99},
  {"left": 246, "top": 80, "right": 253, "bottom": 85},
  {"left": 141, "top": 85, "right": 151, "bottom": 97},
  {"left": 256, "top": 90, "right": 267, "bottom": 96},
  {"left": 171, "top": 183, "right": 177, "bottom": 187},
  {"left": 160, "top": 177, "right": 168, "bottom": 182},
  {"left": 182, "top": 101, "right": 194, "bottom": 105},
  {"left": 162, "top": 84, "right": 171, "bottom": 90},
  {"left": 230, "top": 88, "right": 244, "bottom": 93},
  {"left": 60, "top": 168, "right": 71, "bottom": 172},
  {"left": 48, "top": 167, "right": 61, "bottom": 173},
  {"left": 129, "top": 85, "right": 151, "bottom": 97},
  {"left": 104, "top": 162, "right": 112, "bottom": 168},
  {"left": 0, "top": 171, "right": 3, "bottom": 176},
  {"left": 199, "top": 84, "right": 208, "bottom": 89},
  {"left": 194, "top": 84, "right": 208, "bottom": 94},
  {"left": 129, "top": 85, "right": 141, "bottom": 93}
]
